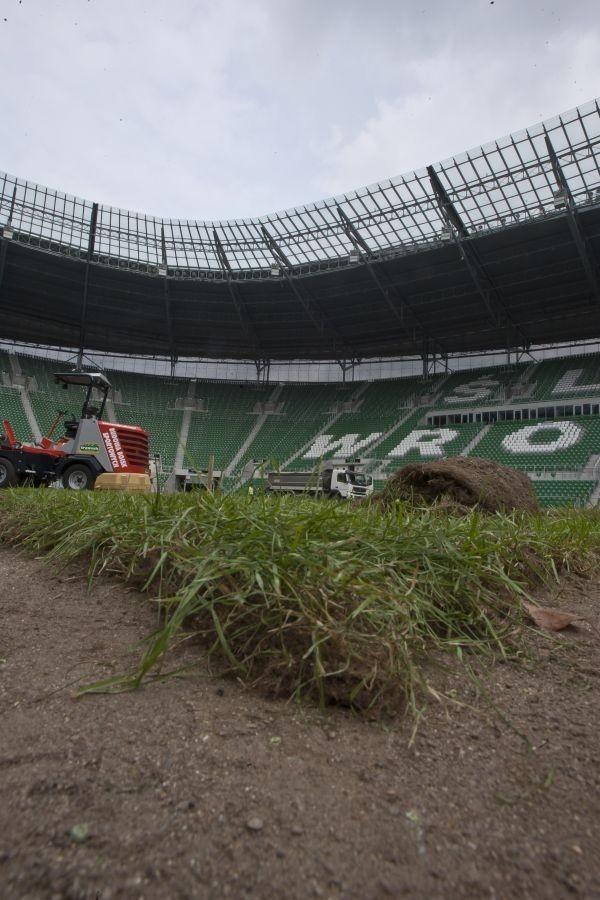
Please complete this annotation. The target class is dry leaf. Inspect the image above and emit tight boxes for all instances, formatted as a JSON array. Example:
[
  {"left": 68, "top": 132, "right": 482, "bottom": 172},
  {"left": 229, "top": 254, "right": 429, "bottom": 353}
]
[{"left": 523, "top": 601, "right": 579, "bottom": 632}]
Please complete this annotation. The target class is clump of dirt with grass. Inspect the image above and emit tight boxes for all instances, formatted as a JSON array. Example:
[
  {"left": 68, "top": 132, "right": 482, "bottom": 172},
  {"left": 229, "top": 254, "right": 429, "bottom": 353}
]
[
  {"left": 373, "top": 456, "right": 540, "bottom": 514},
  {"left": 0, "top": 490, "right": 597, "bottom": 713}
]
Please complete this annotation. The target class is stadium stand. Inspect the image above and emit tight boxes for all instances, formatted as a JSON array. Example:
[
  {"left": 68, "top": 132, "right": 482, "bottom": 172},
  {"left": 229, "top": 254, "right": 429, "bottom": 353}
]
[
  {"left": 526, "top": 356, "right": 600, "bottom": 403},
  {"left": 469, "top": 416, "right": 600, "bottom": 472},
  {"left": 435, "top": 365, "right": 525, "bottom": 408},
  {"left": 18, "top": 354, "right": 89, "bottom": 436},
  {"left": 365, "top": 410, "right": 431, "bottom": 466},
  {"left": 383, "top": 422, "right": 483, "bottom": 471},
  {"left": 0, "top": 350, "right": 12, "bottom": 378},
  {"left": 294, "top": 377, "right": 425, "bottom": 466},
  {"left": 107, "top": 369, "right": 186, "bottom": 474},
  {"left": 2, "top": 352, "right": 600, "bottom": 506},
  {"left": 233, "top": 382, "right": 357, "bottom": 475},
  {"left": 533, "top": 480, "right": 596, "bottom": 507},
  {"left": 186, "top": 381, "right": 272, "bottom": 471},
  {"left": 0, "top": 386, "right": 32, "bottom": 442},
  {"left": 0, "top": 352, "right": 32, "bottom": 441},
  {"left": 353, "top": 376, "right": 430, "bottom": 417}
]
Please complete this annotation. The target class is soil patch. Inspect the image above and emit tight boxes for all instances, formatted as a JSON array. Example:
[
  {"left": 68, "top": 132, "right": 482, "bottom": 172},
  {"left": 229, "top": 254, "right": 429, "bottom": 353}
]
[
  {"left": 374, "top": 457, "right": 540, "bottom": 514},
  {"left": 1, "top": 547, "right": 599, "bottom": 899}
]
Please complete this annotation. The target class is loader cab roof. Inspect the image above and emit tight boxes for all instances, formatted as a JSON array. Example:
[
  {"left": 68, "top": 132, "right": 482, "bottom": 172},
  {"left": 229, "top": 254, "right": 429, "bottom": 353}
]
[
  {"left": 53, "top": 371, "right": 111, "bottom": 421},
  {"left": 54, "top": 372, "right": 112, "bottom": 391}
]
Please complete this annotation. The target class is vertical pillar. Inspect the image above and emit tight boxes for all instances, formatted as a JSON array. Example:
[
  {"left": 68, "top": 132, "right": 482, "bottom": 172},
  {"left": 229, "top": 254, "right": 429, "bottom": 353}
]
[
  {"left": 0, "top": 185, "right": 17, "bottom": 294},
  {"left": 161, "top": 226, "right": 177, "bottom": 375},
  {"left": 78, "top": 202, "right": 99, "bottom": 369},
  {"left": 206, "top": 454, "right": 214, "bottom": 493},
  {"left": 255, "top": 359, "right": 271, "bottom": 384}
]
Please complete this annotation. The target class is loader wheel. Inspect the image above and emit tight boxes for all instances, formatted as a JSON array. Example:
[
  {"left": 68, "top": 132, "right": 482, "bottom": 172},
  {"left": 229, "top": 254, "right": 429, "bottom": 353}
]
[
  {"left": 0, "top": 458, "right": 18, "bottom": 488},
  {"left": 62, "top": 464, "right": 95, "bottom": 491}
]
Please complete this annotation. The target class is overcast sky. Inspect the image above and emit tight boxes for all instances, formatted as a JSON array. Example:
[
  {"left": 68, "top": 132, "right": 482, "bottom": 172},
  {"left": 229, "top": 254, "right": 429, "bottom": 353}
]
[{"left": 1, "top": 0, "right": 599, "bottom": 221}]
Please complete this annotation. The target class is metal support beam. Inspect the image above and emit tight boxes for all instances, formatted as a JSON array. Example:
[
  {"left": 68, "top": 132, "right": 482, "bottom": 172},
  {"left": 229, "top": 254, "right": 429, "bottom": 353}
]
[
  {"left": 545, "top": 135, "right": 600, "bottom": 305},
  {"left": 426, "top": 171, "right": 468, "bottom": 238},
  {"left": 78, "top": 202, "right": 98, "bottom": 368},
  {"left": 515, "top": 347, "right": 535, "bottom": 365},
  {"left": 160, "top": 226, "right": 177, "bottom": 375},
  {"left": 213, "top": 229, "right": 267, "bottom": 367},
  {"left": 0, "top": 239, "right": 8, "bottom": 297},
  {"left": 261, "top": 225, "right": 358, "bottom": 360},
  {"left": 424, "top": 349, "right": 444, "bottom": 378},
  {"left": 163, "top": 279, "right": 177, "bottom": 376},
  {"left": 255, "top": 359, "right": 270, "bottom": 383},
  {"left": 338, "top": 358, "right": 360, "bottom": 382},
  {"left": 427, "top": 166, "right": 530, "bottom": 349},
  {"left": 337, "top": 206, "right": 434, "bottom": 356},
  {"left": 0, "top": 186, "right": 17, "bottom": 294},
  {"left": 7, "top": 185, "right": 17, "bottom": 224}
]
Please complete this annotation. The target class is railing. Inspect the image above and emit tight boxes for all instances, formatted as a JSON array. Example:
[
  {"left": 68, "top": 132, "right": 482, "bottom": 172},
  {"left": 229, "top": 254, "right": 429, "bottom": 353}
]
[{"left": 497, "top": 462, "right": 599, "bottom": 479}]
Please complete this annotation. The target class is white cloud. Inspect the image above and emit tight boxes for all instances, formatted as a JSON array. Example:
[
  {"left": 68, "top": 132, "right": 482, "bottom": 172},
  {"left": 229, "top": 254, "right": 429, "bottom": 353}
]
[{"left": 312, "top": 30, "right": 600, "bottom": 198}]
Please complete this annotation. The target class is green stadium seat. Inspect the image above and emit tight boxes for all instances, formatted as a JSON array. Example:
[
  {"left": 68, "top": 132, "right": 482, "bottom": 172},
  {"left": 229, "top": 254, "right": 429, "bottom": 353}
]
[
  {"left": 0, "top": 386, "right": 33, "bottom": 443},
  {"left": 533, "top": 480, "right": 595, "bottom": 507}
]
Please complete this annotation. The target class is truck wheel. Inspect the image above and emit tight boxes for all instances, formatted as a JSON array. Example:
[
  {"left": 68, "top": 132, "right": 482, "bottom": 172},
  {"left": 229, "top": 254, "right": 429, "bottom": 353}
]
[
  {"left": 0, "top": 458, "right": 18, "bottom": 488},
  {"left": 62, "top": 464, "right": 95, "bottom": 491}
]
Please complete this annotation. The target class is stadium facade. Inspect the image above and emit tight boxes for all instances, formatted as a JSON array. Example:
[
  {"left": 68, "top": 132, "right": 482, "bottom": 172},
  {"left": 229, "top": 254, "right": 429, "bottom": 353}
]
[{"left": 0, "top": 100, "right": 599, "bottom": 379}]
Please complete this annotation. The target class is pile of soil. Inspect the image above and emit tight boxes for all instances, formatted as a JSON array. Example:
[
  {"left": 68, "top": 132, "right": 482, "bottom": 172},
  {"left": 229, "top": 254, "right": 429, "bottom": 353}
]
[
  {"left": 1, "top": 548, "right": 600, "bottom": 898},
  {"left": 373, "top": 456, "right": 540, "bottom": 514}
]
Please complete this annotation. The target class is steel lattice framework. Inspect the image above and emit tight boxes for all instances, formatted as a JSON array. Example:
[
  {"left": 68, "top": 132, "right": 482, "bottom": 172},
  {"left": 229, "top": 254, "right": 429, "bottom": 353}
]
[{"left": 0, "top": 99, "right": 599, "bottom": 366}]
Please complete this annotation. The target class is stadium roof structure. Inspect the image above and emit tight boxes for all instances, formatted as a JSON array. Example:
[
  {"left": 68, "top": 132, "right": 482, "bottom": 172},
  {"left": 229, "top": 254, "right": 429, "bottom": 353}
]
[{"left": 1, "top": 99, "right": 599, "bottom": 369}]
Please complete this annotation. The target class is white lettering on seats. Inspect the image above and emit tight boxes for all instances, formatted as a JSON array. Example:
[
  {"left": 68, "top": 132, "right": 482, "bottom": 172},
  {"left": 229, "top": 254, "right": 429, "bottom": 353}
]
[
  {"left": 444, "top": 376, "right": 500, "bottom": 404},
  {"left": 551, "top": 369, "right": 600, "bottom": 395},
  {"left": 501, "top": 421, "right": 583, "bottom": 454},
  {"left": 388, "top": 428, "right": 458, "bottom": 458},
  {"left": 304, "top": 432, "right": 382, "bottom": 459}
]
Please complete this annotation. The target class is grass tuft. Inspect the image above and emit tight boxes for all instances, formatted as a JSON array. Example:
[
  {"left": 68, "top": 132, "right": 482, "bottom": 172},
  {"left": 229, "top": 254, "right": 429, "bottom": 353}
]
[{"left": 1, "top": 490, "right": 599, "bottom": 712}]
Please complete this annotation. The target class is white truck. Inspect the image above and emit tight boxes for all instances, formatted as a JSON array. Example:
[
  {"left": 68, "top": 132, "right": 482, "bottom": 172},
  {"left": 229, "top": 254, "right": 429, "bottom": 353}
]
[{"left": 266, "top": 464, "right": 373, "bottom": 500}]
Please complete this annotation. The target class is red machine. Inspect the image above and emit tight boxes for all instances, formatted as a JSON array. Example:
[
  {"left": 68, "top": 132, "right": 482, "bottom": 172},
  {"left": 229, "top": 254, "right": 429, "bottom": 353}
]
[{"left": 0, "top": 372, "right": 149, "bottom": 490}]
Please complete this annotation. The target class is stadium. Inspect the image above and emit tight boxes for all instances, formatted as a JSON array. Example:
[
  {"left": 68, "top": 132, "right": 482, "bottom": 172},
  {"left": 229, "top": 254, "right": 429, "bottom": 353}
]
[
  {"left": 1, "top": 99, "right": 600, "bottom": 504},
  {"left": 2, "top": 77, "right": 600, "bottom": 897}
]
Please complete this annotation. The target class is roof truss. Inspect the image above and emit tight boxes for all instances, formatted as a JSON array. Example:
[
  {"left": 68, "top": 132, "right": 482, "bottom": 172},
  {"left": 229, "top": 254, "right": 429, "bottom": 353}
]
[
  {"left": 545, "top": 134, "right": 600, "bottom": 305},
  {"left": 427, "top": 165, "right": 530, "bottom": 350},
  {"left": 213, "top": 229, "right": 265, "bottom": 361},
  {"left": 261, "top": 224, "right": 359, "bottom": 362},
  {"left": 337, "top": 205, "right": 439, "bottom": 356}
]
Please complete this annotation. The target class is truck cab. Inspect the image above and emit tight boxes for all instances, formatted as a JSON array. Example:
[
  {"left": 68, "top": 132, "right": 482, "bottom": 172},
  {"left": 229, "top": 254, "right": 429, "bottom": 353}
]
[{"left": 323, "top": 466, "right": 373, "bottom": 499}]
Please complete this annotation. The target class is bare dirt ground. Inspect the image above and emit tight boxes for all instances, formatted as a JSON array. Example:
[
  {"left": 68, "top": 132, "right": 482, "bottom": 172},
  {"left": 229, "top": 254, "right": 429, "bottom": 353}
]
[{"left": 1, "top": 545, "right": 599, "bottom": 900}]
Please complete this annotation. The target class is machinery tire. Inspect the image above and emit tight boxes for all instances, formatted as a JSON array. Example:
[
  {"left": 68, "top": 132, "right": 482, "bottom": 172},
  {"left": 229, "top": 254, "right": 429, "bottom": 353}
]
[
  {"left": 62, "top": 464, "right": 95, "bottom": 491},
  {"left": 0, "top": 458, "right": 18, "bottom": 489}
]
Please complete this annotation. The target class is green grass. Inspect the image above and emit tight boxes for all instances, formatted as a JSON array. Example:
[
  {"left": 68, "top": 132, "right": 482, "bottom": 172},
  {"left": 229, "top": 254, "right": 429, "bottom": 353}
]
[{"left": 1, "top": 490, "right": 599, "bottom": 712}]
